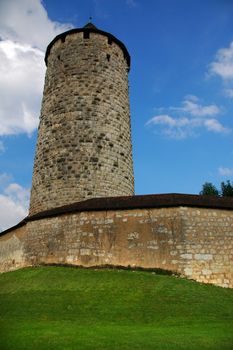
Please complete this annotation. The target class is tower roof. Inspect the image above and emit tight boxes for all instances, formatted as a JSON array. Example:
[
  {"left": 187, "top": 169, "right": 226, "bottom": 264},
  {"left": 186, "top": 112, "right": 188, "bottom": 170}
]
[
  {"left": 45, "top": 23, "right": 130, "bottom": 69},
  {"left": 83, "top": 22, "right": 98, "bottom": 30}
]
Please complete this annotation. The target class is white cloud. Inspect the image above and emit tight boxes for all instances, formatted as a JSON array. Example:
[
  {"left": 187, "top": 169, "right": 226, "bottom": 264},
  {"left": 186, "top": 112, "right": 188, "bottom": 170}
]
[
  {"left": 146, "top": 114, "right": 189, "bottom": 127},
  {"left": 171, "top": 95, "right": 220, "bottom": 117},
  {"left": 0, "top": 0, "right": 72, "bottom": 50},
  {"left": 209, "top": 42, "right": 233, "bottom": 80},
  {"left": 0, "top": 0, "right": 72, "bottom": 137},
  {"left": 5, "top": 183, "right": 29, "bottom": 207},
  {"left": 218, "top": 167, "right": 233, "bottom": 177},
  {"left": 0, "top": 40, "right": 44, "bottom": 136},
  {"left": 0, "top": 179, "right": 30, "bottom": 232},
  {"left": 204, "top": 119, "right": 229, "bottom": 133},
  {"left": 209, "top": 41, "right": 233, "bottom": 99},
  {"left": 146, "top": 115, "right": 192, "bottom": 139},
  {"left": 146, "top": 95, "right": 230, "bottom": 139}
]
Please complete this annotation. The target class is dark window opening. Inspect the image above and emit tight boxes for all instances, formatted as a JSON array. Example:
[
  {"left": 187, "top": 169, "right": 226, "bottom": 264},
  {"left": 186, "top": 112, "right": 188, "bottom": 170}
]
[
  {"left": 107, "top": 54, "right": 110, "bottom": 61},
  {"left": 83, "top": 31, "right": 90, "bottom": 39},
  {"left": 108, "top": 38, "right": 112, "bottom": 45}
]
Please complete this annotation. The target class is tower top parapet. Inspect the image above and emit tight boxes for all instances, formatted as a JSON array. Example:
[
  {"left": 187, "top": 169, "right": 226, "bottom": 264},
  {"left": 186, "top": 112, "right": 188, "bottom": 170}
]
[{"left": 45, "top": 22, "right": 131, "bottom": 69}]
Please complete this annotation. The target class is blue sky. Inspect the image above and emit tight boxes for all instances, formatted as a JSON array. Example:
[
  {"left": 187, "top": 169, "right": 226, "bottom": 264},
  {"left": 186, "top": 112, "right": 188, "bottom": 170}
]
[{"left": 0, "top": 0, "right": 233, "bottom": 230}]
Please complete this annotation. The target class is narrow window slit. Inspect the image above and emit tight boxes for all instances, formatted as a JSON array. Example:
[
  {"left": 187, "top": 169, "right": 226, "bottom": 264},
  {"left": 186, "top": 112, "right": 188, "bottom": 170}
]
[{"left": 83, "top": 31, "right": 90, "bottom": 39}]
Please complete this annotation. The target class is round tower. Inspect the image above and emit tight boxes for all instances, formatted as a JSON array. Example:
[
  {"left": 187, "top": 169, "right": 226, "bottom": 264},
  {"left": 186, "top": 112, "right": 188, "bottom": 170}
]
[{"left": 29, "top": 23, "right": 134, "bottom": 215}]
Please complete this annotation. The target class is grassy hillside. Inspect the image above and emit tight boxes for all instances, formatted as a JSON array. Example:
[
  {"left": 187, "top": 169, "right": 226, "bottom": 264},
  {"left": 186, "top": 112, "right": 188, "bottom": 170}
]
[{"left": 0, "top": 266, "right": 233, "bottom": 350}]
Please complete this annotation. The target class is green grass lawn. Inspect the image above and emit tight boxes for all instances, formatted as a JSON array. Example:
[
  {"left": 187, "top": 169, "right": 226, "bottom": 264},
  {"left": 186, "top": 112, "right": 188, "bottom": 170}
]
[{"left": 0, "top": 266, "right": 232, "bottom": 350}]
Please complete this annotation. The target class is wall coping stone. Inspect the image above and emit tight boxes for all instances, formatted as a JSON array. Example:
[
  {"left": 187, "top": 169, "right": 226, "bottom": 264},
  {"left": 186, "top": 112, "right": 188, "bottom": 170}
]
[{"left": 1, "top": 193, "right": 233, "bottom": 237}]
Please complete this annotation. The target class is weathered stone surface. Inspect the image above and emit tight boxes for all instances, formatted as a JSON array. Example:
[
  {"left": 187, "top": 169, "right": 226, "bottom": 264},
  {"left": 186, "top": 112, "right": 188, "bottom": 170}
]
[
  {"left": 0, "top": 227, "right": 26, "bottom": 271},
  {"left": 29, "top": 30, "right": 134, "bottom": 215},
  {"left": 1, "top": 206, "right": 232, "bottom": 288}
]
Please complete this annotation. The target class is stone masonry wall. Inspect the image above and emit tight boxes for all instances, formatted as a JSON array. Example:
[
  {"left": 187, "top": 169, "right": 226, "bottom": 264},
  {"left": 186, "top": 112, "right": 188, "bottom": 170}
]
[
  {"left": 30, "top": 30, "right": 134, "bottom": 215},
  {"left": 1, "top": 206, "right": 232, "bottom": 288},
  {"left": 0, "top": 226, "right": 26, "bottom": 272}
]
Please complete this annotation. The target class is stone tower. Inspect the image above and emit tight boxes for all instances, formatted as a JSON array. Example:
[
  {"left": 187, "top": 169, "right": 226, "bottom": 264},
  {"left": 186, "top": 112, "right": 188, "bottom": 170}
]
[{"left": 29, "top": 23, "right": 134, "bottom": 215}]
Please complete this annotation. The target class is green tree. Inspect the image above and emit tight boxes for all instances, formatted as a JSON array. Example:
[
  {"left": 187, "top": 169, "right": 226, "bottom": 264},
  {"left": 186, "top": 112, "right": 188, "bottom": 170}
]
[
  {"left": 199, "top": 182, "right": 219, "bottom": 196},
  {"left": 221, "top": 180, "right": 233, "bottom": 197}
]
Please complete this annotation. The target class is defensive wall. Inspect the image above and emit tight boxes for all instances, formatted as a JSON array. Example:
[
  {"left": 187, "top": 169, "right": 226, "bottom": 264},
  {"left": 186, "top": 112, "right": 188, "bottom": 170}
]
[{"left": 0, "top": 194, "right": 232, "bottom": 288}]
